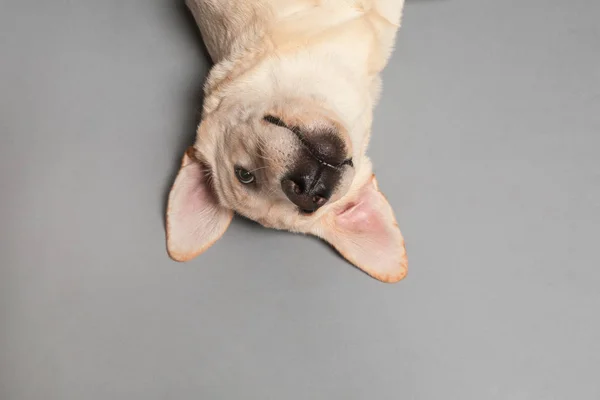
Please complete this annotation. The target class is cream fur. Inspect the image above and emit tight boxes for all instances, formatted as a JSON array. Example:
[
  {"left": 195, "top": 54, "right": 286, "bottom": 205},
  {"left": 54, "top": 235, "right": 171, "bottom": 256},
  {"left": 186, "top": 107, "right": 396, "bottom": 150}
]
[{"left": 166, "top": 0, "right": 408, "bottom": 282}]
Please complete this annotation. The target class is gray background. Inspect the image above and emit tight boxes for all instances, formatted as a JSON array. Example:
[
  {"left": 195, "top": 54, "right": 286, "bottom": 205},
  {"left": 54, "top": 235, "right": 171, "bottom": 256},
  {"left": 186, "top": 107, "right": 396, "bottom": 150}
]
[{"left": 1, "top": 0, "right": 599, "bottom": 399}]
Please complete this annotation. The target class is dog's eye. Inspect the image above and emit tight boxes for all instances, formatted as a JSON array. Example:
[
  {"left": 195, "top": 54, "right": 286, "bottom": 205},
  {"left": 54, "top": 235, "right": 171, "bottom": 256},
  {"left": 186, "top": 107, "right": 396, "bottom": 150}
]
[{"left": 235, "top": 167, "right": 255, "bottom": 184}]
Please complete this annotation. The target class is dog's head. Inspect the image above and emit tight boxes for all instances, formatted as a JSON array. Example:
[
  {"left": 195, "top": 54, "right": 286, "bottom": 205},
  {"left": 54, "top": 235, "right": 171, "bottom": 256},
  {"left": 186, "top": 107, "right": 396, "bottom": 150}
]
[{"left": 166, "top": 53, "right": 407, "bottom": 283}]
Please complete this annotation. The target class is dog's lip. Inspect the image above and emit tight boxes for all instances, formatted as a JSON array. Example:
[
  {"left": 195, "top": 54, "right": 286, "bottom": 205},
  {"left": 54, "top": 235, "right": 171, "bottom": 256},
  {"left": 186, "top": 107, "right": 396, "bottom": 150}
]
[
  {"left": 299, "top": 208, "right": 316, "bottom": 215},
  {"left": 340, "top": 158, "right": 353, "bottom": 168}
]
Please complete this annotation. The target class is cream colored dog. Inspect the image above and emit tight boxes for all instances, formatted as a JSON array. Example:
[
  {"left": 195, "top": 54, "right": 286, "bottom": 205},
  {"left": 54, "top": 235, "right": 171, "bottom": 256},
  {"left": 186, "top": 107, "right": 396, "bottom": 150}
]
[{"left": 166, "top": 0, "right": 408, "bottom": 283}]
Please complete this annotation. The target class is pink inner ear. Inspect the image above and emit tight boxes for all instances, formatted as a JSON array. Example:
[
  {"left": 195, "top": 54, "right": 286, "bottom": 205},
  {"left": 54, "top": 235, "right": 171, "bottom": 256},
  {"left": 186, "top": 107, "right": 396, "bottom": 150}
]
[
  {"left": 318, "top": 176, "right": 408, "bottom": 283},
  {"left": 337, "top": 191, "right": 388, "bottom": 239},
  {"left": 166, "top": 149, "right": 233, "bottom": 262}
]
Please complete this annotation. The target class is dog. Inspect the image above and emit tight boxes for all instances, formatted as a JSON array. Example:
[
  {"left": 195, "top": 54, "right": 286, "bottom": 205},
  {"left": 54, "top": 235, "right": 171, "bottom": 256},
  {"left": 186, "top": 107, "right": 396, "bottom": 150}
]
[{"left": 166, "top": 0, "right": 408, "bottom": 283}]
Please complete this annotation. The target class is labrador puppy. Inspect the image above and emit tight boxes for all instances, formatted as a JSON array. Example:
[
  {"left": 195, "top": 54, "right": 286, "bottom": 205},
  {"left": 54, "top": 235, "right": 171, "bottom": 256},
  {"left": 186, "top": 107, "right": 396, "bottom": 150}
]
[{"left": 166, "top": 0, "right": 408, "bottom": 283}]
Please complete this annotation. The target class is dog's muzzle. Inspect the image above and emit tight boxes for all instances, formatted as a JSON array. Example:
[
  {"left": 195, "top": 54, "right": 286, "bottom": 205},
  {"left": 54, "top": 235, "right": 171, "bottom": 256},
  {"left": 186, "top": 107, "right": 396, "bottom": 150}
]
[{"left": 281, "top": 135, "right": 353, "bottom": 214}]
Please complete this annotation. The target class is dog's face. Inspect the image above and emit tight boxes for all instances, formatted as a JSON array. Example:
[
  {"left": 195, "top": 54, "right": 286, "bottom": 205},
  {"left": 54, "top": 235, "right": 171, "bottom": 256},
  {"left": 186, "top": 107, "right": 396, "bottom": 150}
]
[
  {"left": 195, "top": 96, "right": 359, "bottom": 232},
  {"left": 166, "top": 61, "right": 407, "bottom": 283}
]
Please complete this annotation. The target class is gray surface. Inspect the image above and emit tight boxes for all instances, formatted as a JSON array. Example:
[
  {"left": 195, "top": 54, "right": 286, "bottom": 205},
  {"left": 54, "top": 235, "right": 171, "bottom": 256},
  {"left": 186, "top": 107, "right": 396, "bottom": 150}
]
[{"left": 1, "top": 0, "right": 599, "bottom": 399}]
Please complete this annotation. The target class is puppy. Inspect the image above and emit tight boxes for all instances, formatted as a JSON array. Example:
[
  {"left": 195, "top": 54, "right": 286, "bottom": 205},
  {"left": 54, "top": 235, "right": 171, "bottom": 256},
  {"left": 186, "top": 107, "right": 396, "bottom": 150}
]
[{"left": 166, "top": 0, "right": 408, "bottom": 283}]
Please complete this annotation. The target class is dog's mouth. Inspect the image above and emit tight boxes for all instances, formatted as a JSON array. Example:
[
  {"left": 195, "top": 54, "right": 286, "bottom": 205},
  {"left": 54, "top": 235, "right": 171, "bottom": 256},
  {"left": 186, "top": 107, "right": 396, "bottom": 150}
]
[
  {"left": 261, "top": 113, "right": 355, "bottom": 214},
  {"left": 300, "top": 208, "right": 317, "bottom": 215}
]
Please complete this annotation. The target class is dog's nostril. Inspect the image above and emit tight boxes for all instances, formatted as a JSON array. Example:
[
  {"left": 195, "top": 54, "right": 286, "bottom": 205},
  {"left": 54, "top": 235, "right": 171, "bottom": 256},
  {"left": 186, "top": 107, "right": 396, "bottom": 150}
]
[
  {"left": 293, "top": 182, "right": 302, "bottom": 195},
  {"left": 312, "top": 195, "right": 327, "bottom": 207},
  {"left": 281, "top": 177, "right": 331, "bottom": 212}
]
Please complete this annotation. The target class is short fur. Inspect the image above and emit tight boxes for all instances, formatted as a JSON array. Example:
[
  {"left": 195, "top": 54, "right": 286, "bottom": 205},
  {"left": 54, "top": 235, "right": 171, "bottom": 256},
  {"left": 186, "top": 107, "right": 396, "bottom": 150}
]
[{"left": 166, "top": 0, "right": 408, "bottom": 283}]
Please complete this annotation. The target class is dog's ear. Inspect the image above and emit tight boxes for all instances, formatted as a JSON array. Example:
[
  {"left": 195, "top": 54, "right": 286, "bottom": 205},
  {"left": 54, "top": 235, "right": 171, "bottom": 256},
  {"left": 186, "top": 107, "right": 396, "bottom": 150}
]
[
  {"left": 314, "top": 176, "right": 408, "bottom": 283},
  {"left": 166, "top": 147, "right": 233, "bottom": 262}
]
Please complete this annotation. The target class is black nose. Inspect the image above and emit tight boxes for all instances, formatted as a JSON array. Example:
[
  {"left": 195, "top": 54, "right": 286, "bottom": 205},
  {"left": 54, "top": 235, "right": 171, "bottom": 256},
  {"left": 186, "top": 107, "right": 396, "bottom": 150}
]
[
  {"left": 298, "top": 131, "right": 348, "bottom": 166},
  {"left": 281, "top": 177, "right": 328, "bottom": 213},
  {"left": 281, "top": 156, "right": 342, "bottom": 213}
]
